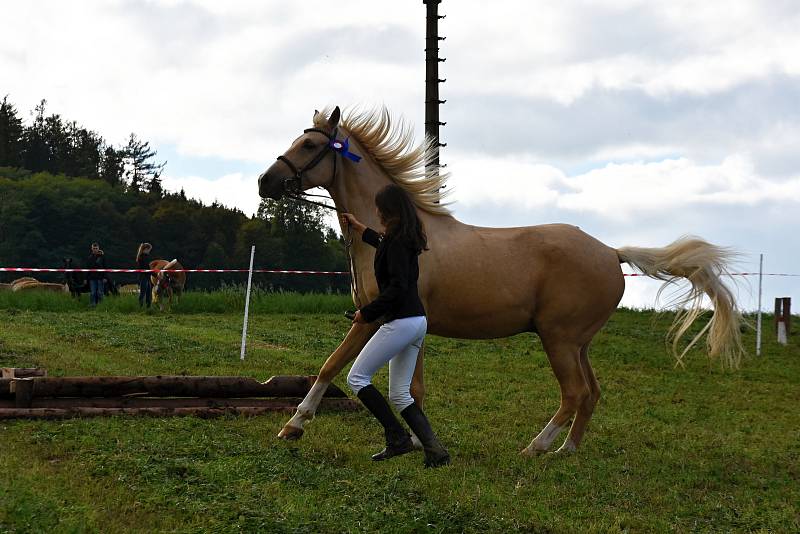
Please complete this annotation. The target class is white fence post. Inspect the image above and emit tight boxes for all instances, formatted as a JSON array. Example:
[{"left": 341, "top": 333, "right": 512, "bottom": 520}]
[
  {"left": 240, "top": 245, "right": 255, "bottom": 361},
  {"left": 756, "top": 253, "right": 763, "bottom": 357}
]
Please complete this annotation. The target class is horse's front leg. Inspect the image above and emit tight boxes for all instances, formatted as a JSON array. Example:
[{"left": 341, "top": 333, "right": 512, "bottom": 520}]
[{"left": 278, "top": 321, "right": 379, "bottom": 440}]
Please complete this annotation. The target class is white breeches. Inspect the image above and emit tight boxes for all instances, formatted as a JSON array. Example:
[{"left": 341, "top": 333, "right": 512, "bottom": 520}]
[{"left": 346, "top": 316, "right": 427, "bottom": 411}]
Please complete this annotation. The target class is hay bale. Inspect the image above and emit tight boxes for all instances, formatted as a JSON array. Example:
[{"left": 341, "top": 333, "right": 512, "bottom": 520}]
[
  {"left": 11, "top": 277, "right": 38, "bottom": 287},
  {"left": 13, "top": 282, "right": 67, "bottom": 293},
  {"left": 118, "top": 284, "right": 139, "bottom": 294}
]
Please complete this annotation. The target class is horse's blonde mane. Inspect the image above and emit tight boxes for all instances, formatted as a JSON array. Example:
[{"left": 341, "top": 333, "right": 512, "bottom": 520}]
[{"left": 314, "top": 106, "right": 451, "bottom": 215}]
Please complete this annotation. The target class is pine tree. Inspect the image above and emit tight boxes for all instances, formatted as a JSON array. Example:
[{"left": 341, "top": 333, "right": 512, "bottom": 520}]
[
  {"left": 22, "top": 100, "right": 50, "bottom": 172},
  {"left": 122, "top": 133, "right": 166, "bottom": 193},
  {"left": 0, "top": 96, "right": 24, "bottom": 167},
  {"left": 257, "top": 197, "right": 325, "bottom": 235},
  {"left": 100, "top": 146, "right": 124, "bottom": 186},
  {"left": 66, "top": 122, "right": 102, "bottom": 179}
]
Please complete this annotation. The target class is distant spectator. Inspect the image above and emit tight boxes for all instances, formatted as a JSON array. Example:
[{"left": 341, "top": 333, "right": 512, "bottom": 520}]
[
  {"left": 136, "top": 242, "right": 153, "bottom": 308},
  {"left": 87, "top": 242, "right": 107, "bottom": 307}
]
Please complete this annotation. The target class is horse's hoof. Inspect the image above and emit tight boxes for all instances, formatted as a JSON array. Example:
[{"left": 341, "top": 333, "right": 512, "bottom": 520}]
[
  {"left": 519, "top": 446, "right": 548, "bottom": 457},
  {"left": 277, "top": 426, "right": 304, "bottom": 441},
  {"left": 553, "top": 440, "right": 577, "bottom": 455}
]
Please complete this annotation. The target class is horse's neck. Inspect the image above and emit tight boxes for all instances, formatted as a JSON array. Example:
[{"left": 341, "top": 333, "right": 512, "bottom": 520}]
[
  {"left": 327, "top": 158, "right": 385, "bottom": 230},
  {"left": 326, "top": 156, "right": 463, "bottom": 259}
]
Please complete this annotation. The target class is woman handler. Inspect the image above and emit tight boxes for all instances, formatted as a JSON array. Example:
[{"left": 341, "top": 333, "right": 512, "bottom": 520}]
[{"left": 341, "top": 184, "right": 450, "bottom": 468}]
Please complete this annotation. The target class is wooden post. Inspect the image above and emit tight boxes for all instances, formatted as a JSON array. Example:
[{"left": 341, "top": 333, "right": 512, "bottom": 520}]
[
  {"left": 774, "top": 297, "right": 780, "bottom": 334},
  {"left": 775, "top": 297, "right": 791, "bottom": 345},
  {"left": 783, "top": 297, "right": 791, "bottom": 335}
]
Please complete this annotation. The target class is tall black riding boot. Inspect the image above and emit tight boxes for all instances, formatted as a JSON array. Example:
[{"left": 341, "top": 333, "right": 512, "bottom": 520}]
[
  {"left": 400, "top": 402, "right": 451, "bottom": 468},
  {"left": 356, "top": 385, "right": 415, "bottom": 461}
]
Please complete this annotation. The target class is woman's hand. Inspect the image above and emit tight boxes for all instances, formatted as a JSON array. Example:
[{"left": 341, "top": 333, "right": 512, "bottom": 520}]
[
  {"left": 339, "top": 213, "right": 366, "bottom": 234},
  {"left": 352, "top": 310, "right": 367, "bottom": 324}
]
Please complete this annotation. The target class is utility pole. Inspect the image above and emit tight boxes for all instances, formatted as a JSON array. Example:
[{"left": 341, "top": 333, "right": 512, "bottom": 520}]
[{"left": 424, "top": 0, "right": 446, "bottom": 177}]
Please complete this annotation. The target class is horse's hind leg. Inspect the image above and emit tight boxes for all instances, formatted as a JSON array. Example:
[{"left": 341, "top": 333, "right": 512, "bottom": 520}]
[
  {"left": 409, "top": 341, "right": 425, "bottom": 409},
  {"left": 521, "top": 340, "right": 589, "bottom": 456},
  {"left": 555, "top": 343, "right": 600, "bottom": 453}
]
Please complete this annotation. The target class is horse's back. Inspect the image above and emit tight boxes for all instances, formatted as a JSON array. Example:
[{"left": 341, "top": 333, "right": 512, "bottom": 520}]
[{"left": 421, "top": 221, "right": 623, "bottom": 340}]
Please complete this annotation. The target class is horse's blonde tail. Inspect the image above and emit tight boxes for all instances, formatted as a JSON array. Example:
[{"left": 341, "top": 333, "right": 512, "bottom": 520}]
[{"left": 617, "top": 236, "right": 744, "bottom": 369}]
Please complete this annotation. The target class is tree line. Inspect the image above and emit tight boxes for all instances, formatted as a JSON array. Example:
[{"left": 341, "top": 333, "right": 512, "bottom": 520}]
[{"left": 0, "top": 96, "right": 349, "bottom": 293}]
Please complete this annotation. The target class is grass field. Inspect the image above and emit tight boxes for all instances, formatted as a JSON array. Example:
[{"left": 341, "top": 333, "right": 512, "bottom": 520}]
[{"left": 0, "top": 292, "right": 798, "bottom": 533}]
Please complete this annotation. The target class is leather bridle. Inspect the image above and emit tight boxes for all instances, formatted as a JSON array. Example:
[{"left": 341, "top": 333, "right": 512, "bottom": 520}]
[
  {"left": 275, "top": 127, "right": 339, "bottom": 197},
  {"left": 271, "top": 125, "right": 364, "bottom": 308}
]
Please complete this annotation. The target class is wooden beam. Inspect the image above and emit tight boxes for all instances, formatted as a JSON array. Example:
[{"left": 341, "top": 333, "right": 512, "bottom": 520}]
[
  {"left": 0, "top": 397, "right": 360, "bottom": 420},
  {"left": 1, "top": 368, "right": 47, "bottom": 379},
  {"left": 0, "top": 375, "right": 347, "bottom": 400}
]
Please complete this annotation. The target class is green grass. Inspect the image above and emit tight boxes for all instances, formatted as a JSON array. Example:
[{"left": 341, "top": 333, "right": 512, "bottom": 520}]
[
  {"left": 0, "top": 306, "right": 798, "bottom": 533},
  {"left": 0, "top": 287, "right": 353, "bottom": 315}
]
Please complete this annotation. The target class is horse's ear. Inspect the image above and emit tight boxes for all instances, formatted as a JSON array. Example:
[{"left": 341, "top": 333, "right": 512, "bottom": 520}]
[
  {"left": 313, "top": 109, "right": 320, "bottom": 120},
  {"left": 328, "top": 106, "right": 341, "bottom": 129}
]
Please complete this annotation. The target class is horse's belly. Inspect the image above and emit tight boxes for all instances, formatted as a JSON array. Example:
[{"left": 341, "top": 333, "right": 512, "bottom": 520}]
[{"left": 424, "top": 294, "right": 535, "bottom": 339}]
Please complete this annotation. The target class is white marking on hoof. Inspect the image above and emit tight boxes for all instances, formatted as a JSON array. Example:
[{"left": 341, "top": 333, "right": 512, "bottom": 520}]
[
  {"left": 526, "top": 421, "right": 564, "bottom": 454},
  {"left": 277, "top": 425, "right": 304, "bottom": 441},
  {"left": 410, "top": 433, "right": 424, "bottom": 451},
  {"left": 554, "top": 439, "right": 577, "bottom": 455}
]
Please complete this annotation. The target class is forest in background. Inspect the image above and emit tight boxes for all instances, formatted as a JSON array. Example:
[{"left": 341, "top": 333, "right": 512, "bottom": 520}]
[{"left": 0, "top": 96, "right": 349, "bottom": 292}]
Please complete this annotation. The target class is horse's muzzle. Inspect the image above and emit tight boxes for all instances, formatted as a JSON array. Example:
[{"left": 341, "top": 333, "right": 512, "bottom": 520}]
[{"left": 258, "top": 165, "right": 287, "bottom": 200}]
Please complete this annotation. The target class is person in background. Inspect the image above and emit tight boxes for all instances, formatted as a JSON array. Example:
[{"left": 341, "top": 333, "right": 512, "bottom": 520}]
[
  {"left": 136, "top": 242, "right": 153, "bottom": 308},
  {"left": 87, "top": 242, "right": 107, "bottom": 307}
]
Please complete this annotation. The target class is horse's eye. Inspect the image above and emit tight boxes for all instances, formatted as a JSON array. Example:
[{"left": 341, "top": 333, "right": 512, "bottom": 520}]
[{"left": 302, "top": 139, "right": 316, "bottom": 150}]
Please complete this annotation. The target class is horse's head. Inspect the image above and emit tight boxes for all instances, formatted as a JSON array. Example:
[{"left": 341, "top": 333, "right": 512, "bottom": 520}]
[
  {"left": 154, "top": 259, "right": 178, "bottom": 298},
  {"left": 258, "top": 106, "right": 342, "bottom": 200}
]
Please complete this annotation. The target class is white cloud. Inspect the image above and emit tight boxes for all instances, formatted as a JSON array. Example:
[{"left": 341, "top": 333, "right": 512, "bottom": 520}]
[
  {"left": 446, "top": 1, "right": 800, "bottom": 103},
  {"left": 448, "top": 152, "right": 800, "bottom": 222}
]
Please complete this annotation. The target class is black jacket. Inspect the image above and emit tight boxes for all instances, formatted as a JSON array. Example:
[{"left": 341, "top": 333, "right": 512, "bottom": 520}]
[
  {"left": 137, "top": 253, "right": 151, "bottom": 283},
  {"left": 87, "top": 252, "right": 107, "bottom": 280},
  {"left": 359, "top": 228, "right": 426, "bottom": 323}
]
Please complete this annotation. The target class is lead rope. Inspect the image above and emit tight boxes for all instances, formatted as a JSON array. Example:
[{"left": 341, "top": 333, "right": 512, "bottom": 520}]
[
  {"left": 285, "top": 192, "right": 362, "bottom": 308},
  {"left": 343, "top": 224, "right": 363, "bottom": 308}
]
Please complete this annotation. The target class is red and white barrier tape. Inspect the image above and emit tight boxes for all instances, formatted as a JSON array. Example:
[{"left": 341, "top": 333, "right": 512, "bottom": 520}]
[
  {"left": 0, "top": 267, "right": 797, "bottom": 277},
  {"left": 0, "top": 267, "right": 349, "bottom": 275}
]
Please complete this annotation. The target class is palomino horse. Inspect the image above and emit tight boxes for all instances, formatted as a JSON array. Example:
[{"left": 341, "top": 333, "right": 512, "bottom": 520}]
[
  {"left": 150, "top": 259, "right": 187, "bottom": 311},
  {"left": 258, "top": 106, "right": 743, "bottom": 455}
]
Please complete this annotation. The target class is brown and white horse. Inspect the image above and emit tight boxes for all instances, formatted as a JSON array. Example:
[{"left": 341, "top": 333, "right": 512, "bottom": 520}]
[
  {"left": 258, "top": 106, "right": 743, "bottom": 455},
  {"left": 150, "top": 259, "right": 186, "bottom": 311}
]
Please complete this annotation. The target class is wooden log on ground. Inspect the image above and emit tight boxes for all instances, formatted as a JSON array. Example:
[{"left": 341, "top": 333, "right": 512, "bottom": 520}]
[
  {"left": 0, "top": 397, "right": 360, "bottom": 410},
  {"left": 0, "top": 397, "right": 360, "bottom": 420},
  {"left": 0, "top": 375, "right": 347, "bottom": 399},
  {"left": 11, "top": 378, "right": 35, "bottom": 408},
  {"left": 2, "top": 368, "right": 48, "bottom": 379}
]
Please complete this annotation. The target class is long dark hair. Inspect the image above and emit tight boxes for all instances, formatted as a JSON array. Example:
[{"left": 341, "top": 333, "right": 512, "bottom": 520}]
[
  {"left": 374, "top": 184, "right": 428, "bottom": 253},
  {"left": 136, "top": 242, "right": 152, "bottom": 263}
]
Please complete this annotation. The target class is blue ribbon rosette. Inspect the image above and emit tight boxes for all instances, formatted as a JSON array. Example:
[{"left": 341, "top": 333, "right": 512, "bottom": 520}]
[{"left": 329, "top": 137, "right": 362, "bottom": 162}]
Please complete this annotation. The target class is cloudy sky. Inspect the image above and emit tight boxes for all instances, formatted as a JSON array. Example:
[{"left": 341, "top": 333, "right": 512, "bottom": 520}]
[{"left": 2, "top": 0, "right": 798, "bottom": 311}]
